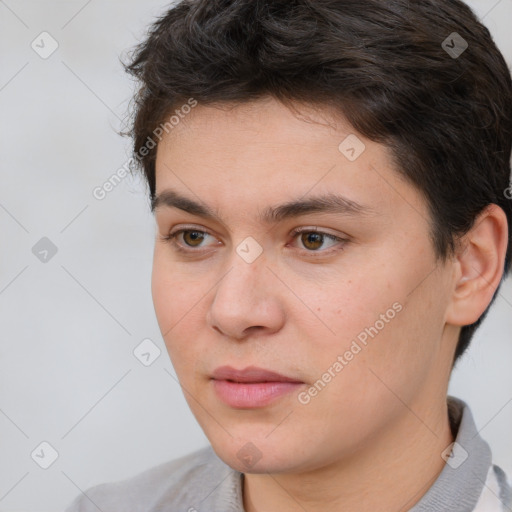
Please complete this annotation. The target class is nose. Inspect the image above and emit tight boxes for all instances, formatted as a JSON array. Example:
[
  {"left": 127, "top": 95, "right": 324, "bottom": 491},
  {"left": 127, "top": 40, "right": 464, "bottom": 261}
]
[{"left": 206, "top": 254, "right": 286, "bottom": 341}]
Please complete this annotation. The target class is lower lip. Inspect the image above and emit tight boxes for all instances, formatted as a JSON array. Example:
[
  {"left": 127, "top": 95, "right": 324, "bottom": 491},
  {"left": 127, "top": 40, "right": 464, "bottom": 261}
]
[{"left": 212, "top": 380, "right": 303, "bottom": 408}]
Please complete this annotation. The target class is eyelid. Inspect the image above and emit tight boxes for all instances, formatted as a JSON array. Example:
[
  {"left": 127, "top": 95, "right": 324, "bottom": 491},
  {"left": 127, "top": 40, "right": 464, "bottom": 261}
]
[
  {"left": 290, "top": 226, "right": 343, "bottom": 238},
  {"left": 168, "top": 224, "right": 214, "bottom": 238}
]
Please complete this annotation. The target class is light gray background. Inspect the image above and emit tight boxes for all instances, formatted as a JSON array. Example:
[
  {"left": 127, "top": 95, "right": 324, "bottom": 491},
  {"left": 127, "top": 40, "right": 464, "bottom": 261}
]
[{"left": 0, "top": 1, "right": 511, "bottom": 510}]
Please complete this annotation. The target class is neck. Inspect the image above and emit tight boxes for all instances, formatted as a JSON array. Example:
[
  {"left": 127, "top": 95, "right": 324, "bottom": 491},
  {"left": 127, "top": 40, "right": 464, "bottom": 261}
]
[{"left": 243, "top": 396, "right": 454, "bottom": 512}]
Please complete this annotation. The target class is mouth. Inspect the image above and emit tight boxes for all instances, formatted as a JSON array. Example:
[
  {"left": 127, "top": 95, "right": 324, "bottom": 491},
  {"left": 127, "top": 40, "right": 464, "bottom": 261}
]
[{"left": 210, "top": 365, "right": 305, "bottom": 409}]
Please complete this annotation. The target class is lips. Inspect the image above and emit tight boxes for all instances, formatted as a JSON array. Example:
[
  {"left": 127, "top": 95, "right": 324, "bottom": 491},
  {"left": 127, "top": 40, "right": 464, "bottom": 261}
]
[
  {"left": 211, "top": 365, "right": 303, "bottom": 383},
  {"left": 211, "top": 365, "right": 304, "bottom": 408}
]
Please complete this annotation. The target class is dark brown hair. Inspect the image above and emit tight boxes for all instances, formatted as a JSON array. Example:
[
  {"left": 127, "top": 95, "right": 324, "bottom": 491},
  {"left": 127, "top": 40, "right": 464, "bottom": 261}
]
[{"left": 124, "top": 0, "right": 512, "bottom": 362}]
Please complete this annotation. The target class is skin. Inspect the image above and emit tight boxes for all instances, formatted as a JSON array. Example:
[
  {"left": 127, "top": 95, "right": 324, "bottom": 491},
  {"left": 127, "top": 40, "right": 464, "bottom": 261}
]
[{"left": 151, "top": 95, "right": 508, "bottom": 512}]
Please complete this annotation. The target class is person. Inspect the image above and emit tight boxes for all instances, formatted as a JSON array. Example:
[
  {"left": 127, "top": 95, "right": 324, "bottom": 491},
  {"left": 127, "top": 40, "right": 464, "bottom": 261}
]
[{"left": 65, "top": 0, "right": 512, "bottom": 510}]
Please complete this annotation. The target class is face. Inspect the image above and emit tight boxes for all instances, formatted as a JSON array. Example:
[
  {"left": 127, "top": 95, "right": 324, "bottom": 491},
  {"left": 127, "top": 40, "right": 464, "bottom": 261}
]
[{"left": 152, "top": 96, "right": 456, "bottom": 474}]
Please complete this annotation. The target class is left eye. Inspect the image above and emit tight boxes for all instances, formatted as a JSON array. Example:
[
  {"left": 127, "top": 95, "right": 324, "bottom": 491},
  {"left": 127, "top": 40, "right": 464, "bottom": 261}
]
[{"left": 291, "top": 229, "right": 343, "bottom": 252}]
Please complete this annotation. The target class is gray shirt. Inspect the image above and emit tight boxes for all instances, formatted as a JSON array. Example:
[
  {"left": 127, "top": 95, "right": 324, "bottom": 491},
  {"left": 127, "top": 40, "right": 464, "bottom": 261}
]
[{"left": 65, "top": 397, "right": 511, "bottom": 511}]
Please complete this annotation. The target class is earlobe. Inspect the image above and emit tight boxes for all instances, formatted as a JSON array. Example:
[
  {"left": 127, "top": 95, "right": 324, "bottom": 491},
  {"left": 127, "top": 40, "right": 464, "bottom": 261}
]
[{"left": 445, "top": 204, "right": 508, "bottom": 327}]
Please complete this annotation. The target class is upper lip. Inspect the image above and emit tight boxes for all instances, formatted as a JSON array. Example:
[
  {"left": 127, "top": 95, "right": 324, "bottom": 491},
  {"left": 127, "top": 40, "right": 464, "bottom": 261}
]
[{"left": 211, "top": 365, "right": 303, "bottom": 383}]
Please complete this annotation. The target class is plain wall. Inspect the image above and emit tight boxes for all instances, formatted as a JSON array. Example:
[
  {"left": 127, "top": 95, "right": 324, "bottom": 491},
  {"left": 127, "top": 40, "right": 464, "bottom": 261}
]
[{"left": 0, "top": 1, "right": 511, "bottom": 510}]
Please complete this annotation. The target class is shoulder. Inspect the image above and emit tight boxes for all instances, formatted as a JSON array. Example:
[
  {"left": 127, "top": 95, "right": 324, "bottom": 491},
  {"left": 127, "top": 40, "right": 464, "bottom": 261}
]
[{"left": 65, "top": 445, "right": 236, "bottom": 512}]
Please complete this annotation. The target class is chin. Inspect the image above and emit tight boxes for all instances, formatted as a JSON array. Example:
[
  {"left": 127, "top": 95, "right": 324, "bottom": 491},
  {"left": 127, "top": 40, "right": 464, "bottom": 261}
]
[{"left": 207, "top": 434, "right": 306, "bottom": 474}]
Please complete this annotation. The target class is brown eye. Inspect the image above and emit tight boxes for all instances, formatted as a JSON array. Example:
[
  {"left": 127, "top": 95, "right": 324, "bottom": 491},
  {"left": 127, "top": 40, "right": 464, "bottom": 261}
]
[
  {"left": 290, "top": 228, "right": 346, "bottom": 255},
  {"left": 163, "top": 227, "right": 219, "bottom": 254},
  {"left": 300, "top": 232, "right": 325, "bottom": 250},
  {"left": 182, "top": 230, "right": 206, "bottom": 247}
]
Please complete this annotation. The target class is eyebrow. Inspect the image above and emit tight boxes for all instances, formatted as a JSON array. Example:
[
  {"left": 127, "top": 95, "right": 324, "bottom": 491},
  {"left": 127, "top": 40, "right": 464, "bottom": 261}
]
[{"left": 152, "top": 189, "right": 376, "bottom": 224}]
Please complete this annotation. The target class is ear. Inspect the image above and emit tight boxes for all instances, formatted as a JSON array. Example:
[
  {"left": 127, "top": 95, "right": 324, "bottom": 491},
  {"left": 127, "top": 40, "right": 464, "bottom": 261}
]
[{"left": 445, "top": 204, "right": 509, "bottom": 327}]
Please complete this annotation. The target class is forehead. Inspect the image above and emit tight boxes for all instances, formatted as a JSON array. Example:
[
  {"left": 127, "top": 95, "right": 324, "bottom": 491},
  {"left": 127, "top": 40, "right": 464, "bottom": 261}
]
[
  {"left": 158, "top": 97, "right": 361, "bottom": 156},
  {"left": 153, "top": 97, "right": 427, "bottom": 225}
]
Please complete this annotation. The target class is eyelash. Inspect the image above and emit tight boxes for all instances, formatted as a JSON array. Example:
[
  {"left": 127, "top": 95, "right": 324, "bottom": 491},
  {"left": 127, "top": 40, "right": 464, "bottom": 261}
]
[{"left": 161, "top": 226, "right": 348, "bottom": 257}]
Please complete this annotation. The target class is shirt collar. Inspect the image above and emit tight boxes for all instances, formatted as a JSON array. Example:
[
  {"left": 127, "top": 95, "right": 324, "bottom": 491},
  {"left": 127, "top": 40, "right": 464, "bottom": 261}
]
[{"left": 410, "top": 396, "right": 492, "bottom": 511}]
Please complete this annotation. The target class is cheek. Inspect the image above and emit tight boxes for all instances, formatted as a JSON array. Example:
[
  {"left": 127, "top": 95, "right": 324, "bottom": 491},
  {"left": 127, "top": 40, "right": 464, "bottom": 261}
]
[
  {"left": 319, "top": 278, "right": 447, "bottom": 421},
  {"left": 151, "top": 250, "right": 207, "bottom": 362},
  {"left": 292, "top": 254, "right": 438, "bottom": 389},
  {"left": 151, "top": 248, "right": 197, "bottom": 326},
  {"left": 288, "top": 264, "right": 398, "bottom": 349}
]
